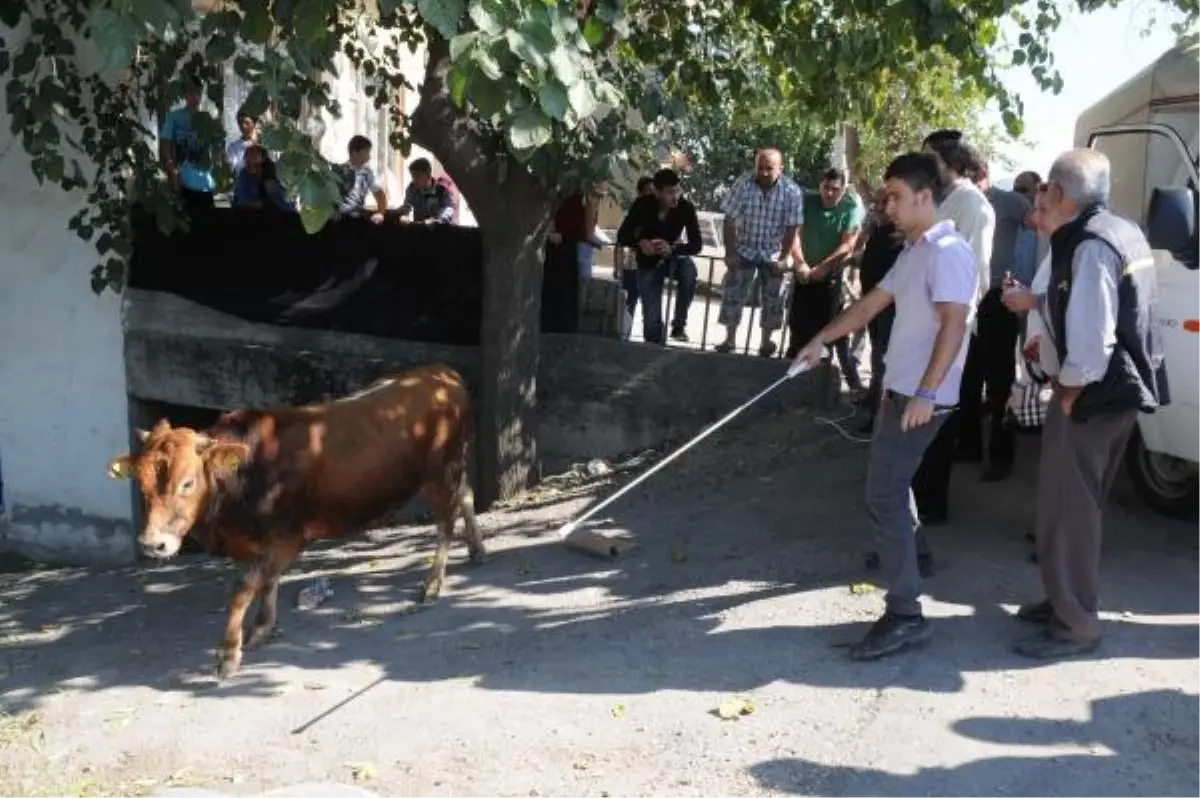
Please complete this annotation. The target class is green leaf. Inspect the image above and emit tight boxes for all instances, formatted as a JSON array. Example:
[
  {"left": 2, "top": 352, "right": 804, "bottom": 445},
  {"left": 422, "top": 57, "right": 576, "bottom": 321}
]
[
  {"left": 449, "top": 31, "right": 479, "bottom": 61},
  {"left": 1012, "top": 50, "right": 1027, "bottom": 66},
  {"left": 43, "top": 152, "right": 64, "bottom": 182},
  {"left": 567, "top": 80, "right": 596, "bottom": 118},
  {"left": 470, "top": 76, "right": 507, "bottom": 119},
  {"left": 379, "top": 0, "right": 414, "bottom": 14},
  {"left": 240, "top": 0, "right": 274, "bottom": 43},
  {"left": 473, "top": 47, "right": 503, "bottom": 80},
  {"left": 448, "top": 63, "right": 470, "bottom": 107},
  {"left": 467, "top": 0, "right": 504, "bottom": 35},
  {"left": 83, "top": 8, "right": 137, "bottom": 71},
  {"left": 0, "top": 4, "right": 24, "bottom": 27},
  {"left": 241, "top": 86, "right": 270, "bottom": 119},
  {"left": 506, "top": 108, "right": 552, "bottom": 151},
  {"left": 417, "top": 0, "right": 463, "bottom": 40},
  {"left": 537, "top": 80, "right": 569, "bottom": 121},
  {"left": 294, "top": 0, "right": 333, "bottom": 43},
  {"left": 205, "top": 36, "right": 237, "bottom": 63},
  {"left": 505, "top": 29, "right": 548, "bottom": 70},
  {"left": 546, "top": 46, "right": 577, "bottom": 85},
  {"left": 300, "top": 205, "right": 332, "bottom": 234},
  {"left": 581, "top": 17, "right": 606, "bottom": 47}
]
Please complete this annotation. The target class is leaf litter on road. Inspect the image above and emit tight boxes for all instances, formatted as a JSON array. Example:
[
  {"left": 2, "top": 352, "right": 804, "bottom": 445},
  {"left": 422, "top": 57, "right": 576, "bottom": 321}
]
[{"left": 713, "top": 695, "right": 758, "bottom": 720}]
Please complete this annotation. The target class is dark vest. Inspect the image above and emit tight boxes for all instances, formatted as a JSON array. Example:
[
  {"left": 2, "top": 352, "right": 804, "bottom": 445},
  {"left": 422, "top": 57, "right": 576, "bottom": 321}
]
[{"left": 1047, "top": 203, "right": 1169, "bottom": 421}]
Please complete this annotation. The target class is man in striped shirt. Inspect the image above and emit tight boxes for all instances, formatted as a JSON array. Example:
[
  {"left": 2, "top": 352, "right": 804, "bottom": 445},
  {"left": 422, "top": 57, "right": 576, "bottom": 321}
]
[{"left": 716, "top": 149, "right": 806, "bottom": 356}]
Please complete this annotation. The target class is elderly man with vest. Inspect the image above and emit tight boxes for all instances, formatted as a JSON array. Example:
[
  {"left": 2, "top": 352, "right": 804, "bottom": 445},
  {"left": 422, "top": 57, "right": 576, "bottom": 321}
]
[{"left": 1007, "top": 148, "right": 1168, "bottom": 660}]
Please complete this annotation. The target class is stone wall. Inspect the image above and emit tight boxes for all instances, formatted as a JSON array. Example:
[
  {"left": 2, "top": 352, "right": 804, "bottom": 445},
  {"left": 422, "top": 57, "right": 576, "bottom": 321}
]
[
  {"left": 123, "top": 290, "right": 832, "bottom": 474},
  {"left": 578, "top": 278, "right": 623, "bottom": 337}
]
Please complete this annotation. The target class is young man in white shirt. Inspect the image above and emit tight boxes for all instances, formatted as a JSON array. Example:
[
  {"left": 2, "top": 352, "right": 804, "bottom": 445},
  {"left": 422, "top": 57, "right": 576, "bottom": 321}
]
[
  {"left": 907, "top": 130, "right": 996, "bottom": 530},
  {"left": 792, "top": 152, "right": 977, "bottom": 661}
]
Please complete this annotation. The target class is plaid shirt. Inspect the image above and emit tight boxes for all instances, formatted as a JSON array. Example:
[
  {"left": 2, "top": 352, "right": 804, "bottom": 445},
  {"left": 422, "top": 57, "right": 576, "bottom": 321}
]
[{"left": 720, "top": 173, "right": 804, "bottom": 262}]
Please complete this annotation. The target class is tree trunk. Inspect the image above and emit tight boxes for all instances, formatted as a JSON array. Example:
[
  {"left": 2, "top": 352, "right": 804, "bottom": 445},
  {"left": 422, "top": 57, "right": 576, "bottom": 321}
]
[
  {"left": 410, "top": 35, "right": 556, "bottom": 509},
  {"left": 472, "top": 209, "right": 553, "bottom": 507}
]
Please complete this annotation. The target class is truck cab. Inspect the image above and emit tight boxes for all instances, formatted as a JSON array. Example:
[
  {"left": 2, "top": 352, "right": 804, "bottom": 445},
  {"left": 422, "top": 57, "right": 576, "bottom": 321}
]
[{"left": 1074, "top": 42, "right": 1199, "bottom": 517}]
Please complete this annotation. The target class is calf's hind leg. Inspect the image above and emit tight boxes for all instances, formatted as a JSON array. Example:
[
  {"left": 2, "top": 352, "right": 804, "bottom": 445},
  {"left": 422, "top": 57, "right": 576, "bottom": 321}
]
[
  {"left": 417, "top": 476, "right": 486, "bottom": 603},
  {"left": 246, "top": 539, "right": 301, "bottom": 650},
  {"left": 457, "top": 475, "right": 487, "bottom": 566}
]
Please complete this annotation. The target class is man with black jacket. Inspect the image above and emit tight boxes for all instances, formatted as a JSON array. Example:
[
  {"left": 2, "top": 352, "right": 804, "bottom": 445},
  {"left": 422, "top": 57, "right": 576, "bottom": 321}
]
[
  {"left": 1010, "top": 148, "right": 1168, "bottom": 660},
  {"left": 616, "top": 169, "right": 702, "bottom": 344},
  {"left": 856, "top": 188, "right": 906, "bottom": 433}
]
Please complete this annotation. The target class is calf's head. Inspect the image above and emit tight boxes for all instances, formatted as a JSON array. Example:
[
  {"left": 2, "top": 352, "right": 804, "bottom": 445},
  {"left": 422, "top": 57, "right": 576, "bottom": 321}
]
[{"left": 107, "top": 420, "right": 249, "bottom": 559}]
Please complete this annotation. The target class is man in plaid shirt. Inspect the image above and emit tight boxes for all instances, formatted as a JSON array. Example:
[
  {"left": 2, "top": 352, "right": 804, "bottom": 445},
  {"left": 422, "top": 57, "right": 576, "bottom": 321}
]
[{"left": 716, "top": 149, "right": 806, "bottom": 356}]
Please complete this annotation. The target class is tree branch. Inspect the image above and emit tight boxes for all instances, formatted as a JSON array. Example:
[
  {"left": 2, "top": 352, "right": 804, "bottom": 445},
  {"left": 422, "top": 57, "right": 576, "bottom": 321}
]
[{"left": 409, "top": 32, "right": 542, "bottom": 217}]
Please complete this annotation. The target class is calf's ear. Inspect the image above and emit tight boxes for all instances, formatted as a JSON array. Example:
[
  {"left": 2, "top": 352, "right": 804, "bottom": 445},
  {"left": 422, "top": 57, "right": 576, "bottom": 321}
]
[
  {"left": 204, "top": 442, "right": 251, "bottom": 475},
  {"left": 107, "top": 455, "right": 134, "bottom": 480}
]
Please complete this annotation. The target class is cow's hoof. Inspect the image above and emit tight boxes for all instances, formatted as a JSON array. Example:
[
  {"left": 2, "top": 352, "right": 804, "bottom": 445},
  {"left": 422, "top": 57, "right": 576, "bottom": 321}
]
[
  {"left": 246, "top": 625, "right": 279, "bottom": 650},
  {"left": 214, "top": 647, "right": 243, "bottom": 680},
  {"left": 418, "top": 582, "right": 441, "bottom": 604},
  {"left": 468, "top": 548, "right": 489, "bottom": 566}
]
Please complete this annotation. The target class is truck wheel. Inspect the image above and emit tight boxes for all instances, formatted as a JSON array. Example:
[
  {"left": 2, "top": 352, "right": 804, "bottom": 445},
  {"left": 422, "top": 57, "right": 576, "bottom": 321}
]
[{"left": 1125, "top": 425, "right": 1199, "bottom": 519}]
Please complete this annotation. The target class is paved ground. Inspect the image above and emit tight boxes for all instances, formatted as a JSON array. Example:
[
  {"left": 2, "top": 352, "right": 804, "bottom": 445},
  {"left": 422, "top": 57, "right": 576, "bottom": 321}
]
[{"left": 0, "top": 399, "right": 1196, "bottom": 797}]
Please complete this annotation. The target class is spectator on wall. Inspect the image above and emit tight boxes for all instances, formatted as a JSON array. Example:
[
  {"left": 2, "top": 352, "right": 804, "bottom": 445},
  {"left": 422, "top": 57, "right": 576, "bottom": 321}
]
[
  {"left": 334, "top": 135, "right": 387, "bottom": 223},
  {"left": 543, "top": 181, "right": 609, "bottom": 333},
  {"left": 226, "top": 110, "right": 259, "bottom": 176},
  {"left": 618, "top": 176, "right": 657, "bottom": 329},
  {"left": 232, "top": 145, "right": 296, "bottom": 213},
  {"left": 398, "top": 158, "right": 456, "bottom": 224},
  {"left": 159, "top": 74, "right": 217, "bottom": 211},
  {"left": 435, "top": 170, "right": 463, "bottom": 224}
]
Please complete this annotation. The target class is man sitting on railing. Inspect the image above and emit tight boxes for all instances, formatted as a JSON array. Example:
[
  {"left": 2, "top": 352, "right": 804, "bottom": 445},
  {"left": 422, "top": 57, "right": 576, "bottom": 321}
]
[
  {"left": 616, "top": 168, "right": 702, "bottom": 344},
  {"left": 616, "top": 175, "right": 658, "bottom": 328}
]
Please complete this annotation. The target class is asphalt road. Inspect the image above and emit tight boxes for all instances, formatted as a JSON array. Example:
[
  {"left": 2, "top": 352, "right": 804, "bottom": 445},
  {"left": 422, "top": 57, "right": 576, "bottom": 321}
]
[{"left": 0, "top": 400, "right": 1194, "bottom": 797}]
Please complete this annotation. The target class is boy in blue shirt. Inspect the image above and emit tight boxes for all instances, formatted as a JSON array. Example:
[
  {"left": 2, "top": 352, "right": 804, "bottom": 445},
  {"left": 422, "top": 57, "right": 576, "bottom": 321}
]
[{"left": 159, "top": 75, "right": 217, "bottom": 209}]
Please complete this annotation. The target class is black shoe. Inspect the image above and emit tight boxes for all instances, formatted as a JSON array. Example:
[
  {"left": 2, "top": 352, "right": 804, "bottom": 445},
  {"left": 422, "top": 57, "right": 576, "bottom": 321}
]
[
  {"left": 1012, "top": 627, "right": 1100, "bottom": 660},
  {"left": 981, "top": 463, "right": 1013, "bottom": 482},
  {"left": 863, "top": 551, "right": 934, "bottom": 578},
  {"left": 670, "top": 325, "right": 689, "bottom": 342},
  {"left": 1016, "top": 600, "right": 1055, "bottom": 624},
  {"left": 849, "top": 611, "right": 932, "bottom": 661}
]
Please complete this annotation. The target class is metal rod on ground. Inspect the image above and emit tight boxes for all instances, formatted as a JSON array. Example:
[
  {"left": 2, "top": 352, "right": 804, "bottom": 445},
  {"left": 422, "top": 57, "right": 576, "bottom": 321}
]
[{"left": 555, "top": 361, "right": 810, "bottom": 556}]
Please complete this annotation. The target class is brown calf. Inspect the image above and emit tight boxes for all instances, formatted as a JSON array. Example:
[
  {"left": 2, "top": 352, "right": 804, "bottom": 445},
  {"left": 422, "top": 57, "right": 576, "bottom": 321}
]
[{"left": 107, "top": 364, "right": 485, "bottom": 679}]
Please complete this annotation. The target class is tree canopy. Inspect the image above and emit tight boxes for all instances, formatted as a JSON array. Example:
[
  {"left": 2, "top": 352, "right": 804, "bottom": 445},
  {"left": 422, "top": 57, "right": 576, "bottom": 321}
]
[
  {"left": 656, "top": 104, "right": 834, "bottom": 213},
  {"left": 2, "top": 0, "right": 1193, "bottom": 294}
]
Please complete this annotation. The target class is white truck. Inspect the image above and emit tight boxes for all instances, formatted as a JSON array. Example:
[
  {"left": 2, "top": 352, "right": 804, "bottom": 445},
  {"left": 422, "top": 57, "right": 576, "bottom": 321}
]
[{"left": 1073, "top": 41, "right": 1199, "bottom": 518}]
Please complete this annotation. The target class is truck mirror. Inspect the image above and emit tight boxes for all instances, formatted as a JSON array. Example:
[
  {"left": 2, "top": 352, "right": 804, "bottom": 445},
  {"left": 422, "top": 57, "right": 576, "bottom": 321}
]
[{"left": 1146, "top": 186, "right": 1198, "bottom": 269}]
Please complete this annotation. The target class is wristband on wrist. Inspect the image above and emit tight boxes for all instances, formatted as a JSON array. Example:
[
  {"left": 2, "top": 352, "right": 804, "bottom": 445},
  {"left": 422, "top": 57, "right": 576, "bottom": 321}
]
[{"left": 914, "top": 387, "right": 937, "bottom": 402}]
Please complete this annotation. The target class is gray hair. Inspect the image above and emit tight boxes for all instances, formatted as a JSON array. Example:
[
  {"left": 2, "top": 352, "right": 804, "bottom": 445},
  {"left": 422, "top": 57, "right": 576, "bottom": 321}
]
[{"left": 1048, "top": 148, "right": 1111, "bottom": 207}]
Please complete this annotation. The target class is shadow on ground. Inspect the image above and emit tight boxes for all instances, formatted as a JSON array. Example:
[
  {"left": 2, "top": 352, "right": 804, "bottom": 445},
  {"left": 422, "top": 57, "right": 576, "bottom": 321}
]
[
  {"left": 0, "top": 405, "right": 1194, "bottom": 725},
  {"left": 750, "top": 688, "right": 1200, "bottom": 796}
]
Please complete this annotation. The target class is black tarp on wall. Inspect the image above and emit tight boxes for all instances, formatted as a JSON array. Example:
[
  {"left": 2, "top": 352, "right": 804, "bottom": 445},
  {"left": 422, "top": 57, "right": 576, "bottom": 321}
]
[{"left": 128, "top": 206, "right": 484, "bottom": 344}]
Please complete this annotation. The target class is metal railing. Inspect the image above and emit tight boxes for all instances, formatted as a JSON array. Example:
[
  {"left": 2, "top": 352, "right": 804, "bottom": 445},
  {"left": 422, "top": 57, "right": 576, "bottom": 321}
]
[{"left": 608, "top": 245, "right": 794, "bottom": 359}]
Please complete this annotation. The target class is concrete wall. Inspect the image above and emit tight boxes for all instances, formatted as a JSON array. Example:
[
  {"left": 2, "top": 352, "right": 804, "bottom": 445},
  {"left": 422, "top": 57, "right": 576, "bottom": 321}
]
[
  {"left": 0, "top": 98, "right": 136, "bottom": 566},
  {"left": 122, "top": 287, "right": 831, "bottom": 474}
]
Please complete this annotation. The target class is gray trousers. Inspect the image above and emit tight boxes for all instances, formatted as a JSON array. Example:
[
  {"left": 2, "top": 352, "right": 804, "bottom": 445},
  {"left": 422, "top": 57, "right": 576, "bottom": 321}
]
[
  {"left": 1035, "top": 401, "right": 1137, "bottom": 641},
  {"left": 866, "top": 392, "right": 954, "bottom": 616}
]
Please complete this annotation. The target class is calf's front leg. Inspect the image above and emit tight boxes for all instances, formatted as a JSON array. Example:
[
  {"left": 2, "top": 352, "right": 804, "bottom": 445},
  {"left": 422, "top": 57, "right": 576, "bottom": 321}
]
[
  {"left": 216, "top": 557, "right": 265, "bottom": 679},
  {"left": 245, "top": 540, "right": 301, "bottom": 649}
]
